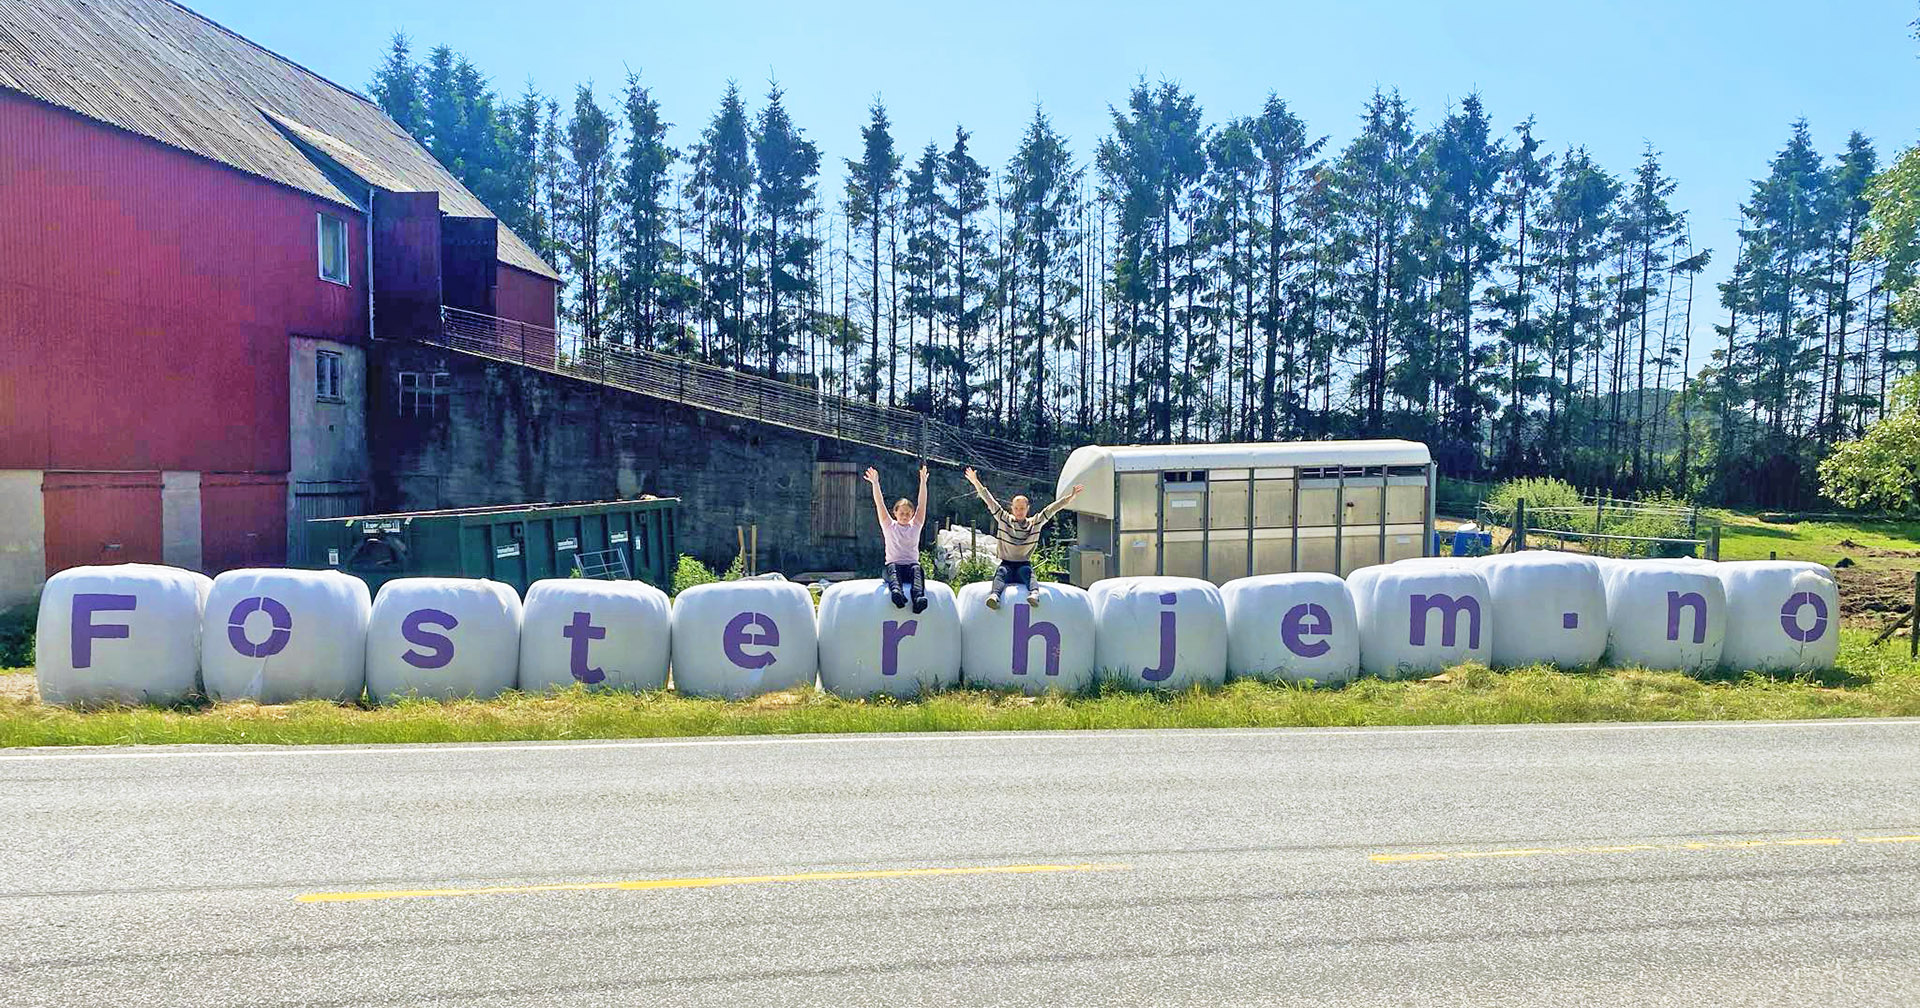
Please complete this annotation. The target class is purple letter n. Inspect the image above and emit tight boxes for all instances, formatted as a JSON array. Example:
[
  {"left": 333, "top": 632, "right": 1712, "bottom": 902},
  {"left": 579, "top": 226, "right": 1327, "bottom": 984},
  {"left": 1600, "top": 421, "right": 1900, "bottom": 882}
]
[
  {"left": 1666, "top": 591, "right": 1707, "bottom": 644},
  {"left": 1011, "top": 604, "right": 1061, "bottom": 677}
]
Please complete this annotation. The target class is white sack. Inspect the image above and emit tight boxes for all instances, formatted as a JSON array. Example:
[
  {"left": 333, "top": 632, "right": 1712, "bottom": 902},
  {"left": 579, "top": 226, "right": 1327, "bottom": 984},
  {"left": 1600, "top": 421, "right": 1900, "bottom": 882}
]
[
  {"left": 1088, "top": 576, "right": 1228, "bottom": 690},
  {"left": 518, "top": 579, "right": 671, "bottom": 693},
  {"left": 201, "top": 568, "right": 371, "bottom": 703},
  {"left": 1220, "top": 573, "right": 1360, "bottom": 685},
  {"left": 816, "top": 579, "right": 961, "bottom": 699},
  {"left": 1601, "top": 561, "right": 1725, "bottom": 672},
  {"left": 670, "top": 580, "right": 818, "bottom": 699},
  {"left": 36, "top": 563, "right": 212, "bottom": 707},
  {"left": 1477, "top": 551, "right": 1609, "bottom": 669},
  {"left": 1713, "top": 561, "right": 1841, "bottom": 673},
  {"left": 932, "top": 526, "right": 998, "bottom": 576},
  {"left": 958, "top": 582, "right": 1096, "bottom": 694},
  {"left": 365, "top": 578, "right": 523, "bottom": 703},
  {"left": 1349, "top": 562, "right": 1493, "bottom": 678}
]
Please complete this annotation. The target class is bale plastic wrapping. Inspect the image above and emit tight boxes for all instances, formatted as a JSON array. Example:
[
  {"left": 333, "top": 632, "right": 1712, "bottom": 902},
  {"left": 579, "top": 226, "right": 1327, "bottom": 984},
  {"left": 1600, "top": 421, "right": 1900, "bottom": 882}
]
[
  {"left": 958, "top": 582, "right": 1096, "bottom": 694},
  {"left": 36, "top": 563, "right": 212, "bottom": 706},
  {"left": 1349, "top": 562, "right": 1493, "bottom": 677},
  {"left": 1600, "top": 561, "right": 1726, "bottom": 672},
  {"left": 1476, "top": 551, "right": 1608, "bottom": 669},
  {"left": 1220, "top": 573, "right": 1360, "bottom": 685},
  {"left": 669, "top": 579, "right": 819, "bottom": 699},
  {"left": 816, "top": 579, "right": 961, "bottom": 698},
  {"left": 201, "top": 568, "right": 371, "bottom": 702},
  {"left": 1088, "top": 576, "right": 1228, "bottom": 690},
  {"left": 1712, "top": 561, "right": 1840, "bottom": 673},
  {"left": 518, "top": 579, "right": 671, "bottom": 693},
  {"left": 365, "top": 578, "right": 523, "bottom": 703}
]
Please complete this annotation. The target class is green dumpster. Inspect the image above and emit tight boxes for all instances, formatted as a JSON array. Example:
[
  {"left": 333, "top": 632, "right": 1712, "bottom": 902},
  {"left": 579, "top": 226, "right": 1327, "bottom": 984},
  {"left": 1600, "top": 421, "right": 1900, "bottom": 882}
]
[{"left": 304, "top": 498, "right": 679, "bottom": 596}]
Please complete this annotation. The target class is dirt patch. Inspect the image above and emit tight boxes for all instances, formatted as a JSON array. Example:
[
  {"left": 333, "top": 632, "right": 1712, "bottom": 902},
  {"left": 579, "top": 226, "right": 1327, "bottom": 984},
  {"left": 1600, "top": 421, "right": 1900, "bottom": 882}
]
[
  {"left": 1837, "top": 566, "right": 1918, "bottom": 623},
  {"left": 1835, "top": 539, "right": 1920, "bottom": 559},
  {"left": 0, "top": 673, "right": 37, "bottom": 704}
]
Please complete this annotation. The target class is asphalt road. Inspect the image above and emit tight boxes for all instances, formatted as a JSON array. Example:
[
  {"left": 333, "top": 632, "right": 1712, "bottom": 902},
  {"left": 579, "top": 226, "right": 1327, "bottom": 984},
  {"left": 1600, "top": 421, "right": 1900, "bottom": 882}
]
[{"left": 2, "top": 719, "right": 1918, "bottom": 1007}]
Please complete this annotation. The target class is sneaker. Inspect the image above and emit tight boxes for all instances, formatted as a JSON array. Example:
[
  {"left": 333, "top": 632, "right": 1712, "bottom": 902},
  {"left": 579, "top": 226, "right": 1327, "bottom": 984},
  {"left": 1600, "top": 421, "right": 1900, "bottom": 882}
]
[
  {"left": 985, "top": 593, "right": 1000, "bottom": 610},
  {"left": 1026, "top": 590, "right": 1041, "bottom": 606},
  {"left": 911, "top": 596, "right": 928, "bottom": 614}
]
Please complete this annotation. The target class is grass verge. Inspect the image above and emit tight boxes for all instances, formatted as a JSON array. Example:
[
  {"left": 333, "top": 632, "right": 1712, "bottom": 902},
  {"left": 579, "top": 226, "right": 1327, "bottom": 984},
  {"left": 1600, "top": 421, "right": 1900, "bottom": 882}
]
[{"left": 1, "top": 630, "right": 1915, "bottom": 748}]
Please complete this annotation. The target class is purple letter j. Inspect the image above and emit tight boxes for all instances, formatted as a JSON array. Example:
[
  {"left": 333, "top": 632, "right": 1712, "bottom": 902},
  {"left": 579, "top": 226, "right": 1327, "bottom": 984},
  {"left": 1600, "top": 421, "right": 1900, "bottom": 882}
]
[{"left": 1141, "top": 593, "right": 1178, "bottom": 682}]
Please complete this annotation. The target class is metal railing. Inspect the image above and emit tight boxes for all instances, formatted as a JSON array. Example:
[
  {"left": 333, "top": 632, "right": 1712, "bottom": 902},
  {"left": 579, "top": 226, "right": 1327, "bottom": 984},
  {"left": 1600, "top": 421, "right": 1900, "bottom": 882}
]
[{"left": 430, "top": 307, "right": 1059, "bottom": 480}]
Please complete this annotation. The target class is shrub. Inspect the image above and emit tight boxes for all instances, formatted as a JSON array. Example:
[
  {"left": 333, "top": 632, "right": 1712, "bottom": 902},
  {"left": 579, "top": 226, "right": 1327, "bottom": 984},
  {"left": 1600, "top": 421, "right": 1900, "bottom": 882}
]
[
  {"left": 1486, "top": 477, "right": 1585, "bottom": 530},
  {"left": 0, "top": 600, "right": 33, "bottom": 669},
  {"left": 671, "top": 555, "right": 719, "bottom": 595},
  {"left": 948, "top": 553, "right": 998, "bottom": 588}
]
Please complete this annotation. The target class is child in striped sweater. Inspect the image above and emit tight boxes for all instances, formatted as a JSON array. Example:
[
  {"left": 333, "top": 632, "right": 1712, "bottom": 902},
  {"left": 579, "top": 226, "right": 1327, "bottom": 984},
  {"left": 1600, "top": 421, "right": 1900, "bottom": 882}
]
[{"left": 963, "top": 466, "right": 1084, "bottom": 609}]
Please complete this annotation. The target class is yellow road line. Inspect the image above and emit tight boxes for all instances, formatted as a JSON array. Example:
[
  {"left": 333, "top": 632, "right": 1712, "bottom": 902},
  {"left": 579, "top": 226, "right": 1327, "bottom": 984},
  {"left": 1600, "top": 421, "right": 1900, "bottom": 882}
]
[
  {"left": 299, "top": 862, "right": 1131, "bottom": 904},
  {"left": 1371, "top": 834, "right": 1915, "bottom": 864}
]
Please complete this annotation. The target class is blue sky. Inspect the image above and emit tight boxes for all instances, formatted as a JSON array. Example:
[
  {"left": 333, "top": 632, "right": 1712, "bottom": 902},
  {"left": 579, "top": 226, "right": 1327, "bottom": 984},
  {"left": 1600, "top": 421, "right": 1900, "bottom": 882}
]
[{"left": 197, "top": 0, "right": 1919, "bottom": 360}]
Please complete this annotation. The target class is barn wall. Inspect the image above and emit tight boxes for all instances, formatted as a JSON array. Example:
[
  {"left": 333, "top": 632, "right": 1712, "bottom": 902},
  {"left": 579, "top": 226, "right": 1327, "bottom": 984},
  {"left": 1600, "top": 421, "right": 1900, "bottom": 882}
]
[
  {"left": 495, "top": 264, "right": 558, "bottom": 330},
  {"left": 0, "top": 91, "right": 369, "bottom": 474}
]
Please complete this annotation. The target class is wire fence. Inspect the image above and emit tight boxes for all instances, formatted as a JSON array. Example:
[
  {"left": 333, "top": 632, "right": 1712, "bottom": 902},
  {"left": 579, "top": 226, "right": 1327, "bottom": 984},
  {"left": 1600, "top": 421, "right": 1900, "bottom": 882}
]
[
  {"left": 432, "top": 307, "right": 1059, "bottom": 481},
  {"left": 1489, "top": 495, "right": 1720, "bottom": 559}
]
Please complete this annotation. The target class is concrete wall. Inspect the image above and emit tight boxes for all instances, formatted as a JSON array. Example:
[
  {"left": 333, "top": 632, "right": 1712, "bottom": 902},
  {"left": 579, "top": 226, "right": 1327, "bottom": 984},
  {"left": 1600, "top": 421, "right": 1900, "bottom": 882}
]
[
  {"left": 160, "top": 471, "right": 202, "bottom": 570},
  {"left": 288, "top": 337, "right": 371, "bottom": 559},
  {"left": 0, "top": 472, "right": 45, "bottom": 608},
  {"left": 368, "top": 344, "right": 1052, "bottom": 576}
]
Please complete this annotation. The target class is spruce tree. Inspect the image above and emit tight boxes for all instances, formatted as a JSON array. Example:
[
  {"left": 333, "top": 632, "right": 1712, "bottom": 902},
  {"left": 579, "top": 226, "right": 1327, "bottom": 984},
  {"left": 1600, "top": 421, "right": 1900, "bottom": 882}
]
[{"left": 844, "top": 100, "right": 901, "bottom": 403}]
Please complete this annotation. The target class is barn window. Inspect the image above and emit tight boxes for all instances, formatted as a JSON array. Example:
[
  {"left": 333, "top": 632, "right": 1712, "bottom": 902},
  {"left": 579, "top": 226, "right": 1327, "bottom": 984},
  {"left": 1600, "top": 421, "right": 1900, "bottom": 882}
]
[
  {"left": 317, "top": 213, "right": 349, "bottom": 284},
  {"left": 315, "top": 350, "right": 343, "bottom": 401},
  {"left": 398, "top": 371, "right": 450, "bottom": 418}
]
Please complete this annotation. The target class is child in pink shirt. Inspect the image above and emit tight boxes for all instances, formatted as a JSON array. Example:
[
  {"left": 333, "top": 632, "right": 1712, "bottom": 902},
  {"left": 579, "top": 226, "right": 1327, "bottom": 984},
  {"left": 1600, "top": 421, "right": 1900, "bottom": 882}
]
[{"left": 865, "top": 464, "right": 929, "bottom": 612}]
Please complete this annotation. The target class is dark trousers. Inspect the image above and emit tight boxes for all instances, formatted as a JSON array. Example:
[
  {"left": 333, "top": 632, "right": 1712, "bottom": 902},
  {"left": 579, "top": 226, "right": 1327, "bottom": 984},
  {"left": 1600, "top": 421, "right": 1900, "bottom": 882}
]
[
  {"left": 992, "top": 560, "right": 1034, "bottom": 596},
  {"left": 885, "top": 562, "right": 927, "bottom": 611}
]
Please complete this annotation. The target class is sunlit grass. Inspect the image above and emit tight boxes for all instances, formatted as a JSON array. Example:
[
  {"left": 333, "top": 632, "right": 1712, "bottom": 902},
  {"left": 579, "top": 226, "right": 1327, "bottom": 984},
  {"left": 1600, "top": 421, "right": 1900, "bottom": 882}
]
[{"left": 2, "top": 629, "right": 1915, "bottom": 748}]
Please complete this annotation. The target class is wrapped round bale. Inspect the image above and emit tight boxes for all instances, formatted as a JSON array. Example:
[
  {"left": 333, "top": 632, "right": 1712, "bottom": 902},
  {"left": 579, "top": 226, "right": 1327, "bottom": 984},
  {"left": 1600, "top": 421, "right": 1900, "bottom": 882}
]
[
  {"left": 958, "top": 582, "right": 1096, "bottom": 695},
  {"left": 817, "top": 580, "right": 961, "bottom": 699},
  {"left": 1219, "top": 573, "right": 1359, "bottom": 685},
  {"left": 366, "top": 578, "right": 523, "bottom": 703},
  {"left": 201, "top": 569, "right": 371, "bottom": 703},
  {"left": 1349, "top": 562, "right": 1492, "bottom": 678},
  {"left": 670, "top": 579, "right": 818, "bottom": 699},
  {"left": 518, "top": 579, "right": 671, "bottom": 693},
  {"left": 1477, "top": 551, "right": 1608, "bottom": 669},
  {"left": 1712, "top": 561, "right": 1840, "bottom": 673},
  {"left": 1088, "top": 576, "right": 1228, "bottom": 690},
  {"left": 36, "top": 563, "right": 212, "bottom": 707},
  {"left": 1600, "top": 561, "right": 1725, "bottom": 672}
]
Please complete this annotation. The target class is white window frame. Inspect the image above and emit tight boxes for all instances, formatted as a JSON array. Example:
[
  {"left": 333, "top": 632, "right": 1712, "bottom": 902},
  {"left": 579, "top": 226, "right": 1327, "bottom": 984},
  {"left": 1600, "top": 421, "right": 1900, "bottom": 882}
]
[
  {"left": 398, "top": 370, "right": 451, "bottom": 418},
  {"left": 317, "top": 213, "right": 349, "bottom": 285},
  {"left": 315, "top": 349, "right": 344, "bottom": 402}
]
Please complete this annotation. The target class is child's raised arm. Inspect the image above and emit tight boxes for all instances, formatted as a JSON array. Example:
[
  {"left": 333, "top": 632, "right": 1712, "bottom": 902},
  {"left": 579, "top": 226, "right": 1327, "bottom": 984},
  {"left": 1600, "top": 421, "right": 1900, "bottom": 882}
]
[
  {"left": 915, "top": 464, "right": 929, "bottom": 523},
  {"left": 963, "top": 466, "right": 1003, "bottom": 517},
  {"left": 864, "top": 467, "right": 889, "bottom": 527}
]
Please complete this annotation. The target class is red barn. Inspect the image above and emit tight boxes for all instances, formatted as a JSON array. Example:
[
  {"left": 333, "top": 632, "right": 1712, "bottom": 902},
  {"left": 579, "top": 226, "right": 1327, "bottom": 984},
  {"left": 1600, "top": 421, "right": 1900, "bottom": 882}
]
[{"left": 0, "top": 0, "right": 559, "bottom": 607}]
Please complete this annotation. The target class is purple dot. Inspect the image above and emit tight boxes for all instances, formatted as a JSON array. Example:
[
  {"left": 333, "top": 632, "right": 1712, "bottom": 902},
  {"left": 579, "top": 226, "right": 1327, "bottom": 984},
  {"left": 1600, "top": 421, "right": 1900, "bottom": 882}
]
[{"left": 1562, "top": 612, "right": 1579, "bottom": 630}]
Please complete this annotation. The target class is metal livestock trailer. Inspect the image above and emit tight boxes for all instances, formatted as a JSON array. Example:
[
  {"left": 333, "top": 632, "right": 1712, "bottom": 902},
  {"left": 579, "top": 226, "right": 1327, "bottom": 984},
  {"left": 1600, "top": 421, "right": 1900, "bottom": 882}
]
[{"left": 1056, "top": 440, "right": 1436, "bottom": 586}]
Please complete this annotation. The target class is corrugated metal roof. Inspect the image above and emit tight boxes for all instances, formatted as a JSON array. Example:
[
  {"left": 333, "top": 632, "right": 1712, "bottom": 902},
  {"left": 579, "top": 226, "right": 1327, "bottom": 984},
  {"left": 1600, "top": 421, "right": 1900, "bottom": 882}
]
[{"left": 0, "top": 0, "right": 557, "bottom": 279}]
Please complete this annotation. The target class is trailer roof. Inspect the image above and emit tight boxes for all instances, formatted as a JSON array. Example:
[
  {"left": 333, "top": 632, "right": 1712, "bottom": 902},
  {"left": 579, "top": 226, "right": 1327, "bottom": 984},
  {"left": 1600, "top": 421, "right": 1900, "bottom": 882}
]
[{"left": 1055, "top": 440, "right": 1431, "bottom": 518}]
